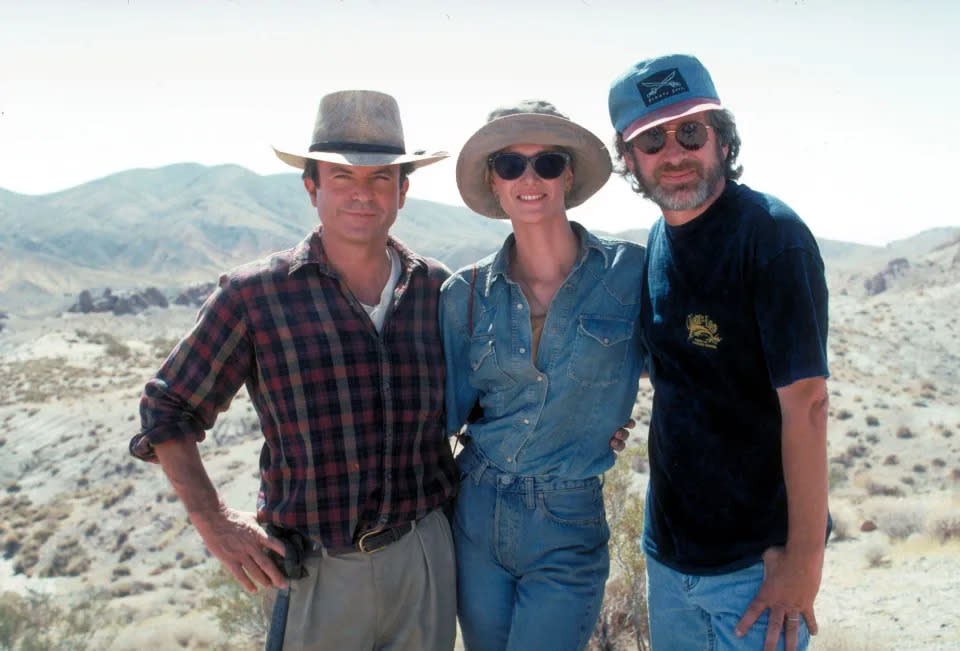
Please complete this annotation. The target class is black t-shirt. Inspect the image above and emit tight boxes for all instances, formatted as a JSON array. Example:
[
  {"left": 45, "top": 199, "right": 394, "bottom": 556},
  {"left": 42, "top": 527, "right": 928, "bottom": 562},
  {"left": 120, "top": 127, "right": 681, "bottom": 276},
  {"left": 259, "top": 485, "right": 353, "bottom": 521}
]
[{"left": 641, "top": 181, "right": 830, "bottom": 574}]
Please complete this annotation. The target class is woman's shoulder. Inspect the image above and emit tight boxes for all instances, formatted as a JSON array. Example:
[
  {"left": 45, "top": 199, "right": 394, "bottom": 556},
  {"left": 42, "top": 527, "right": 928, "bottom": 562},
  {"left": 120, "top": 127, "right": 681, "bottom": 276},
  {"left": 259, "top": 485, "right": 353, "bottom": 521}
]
[{"left": 440, "top": 253, "right": 498, "bottom": 305}]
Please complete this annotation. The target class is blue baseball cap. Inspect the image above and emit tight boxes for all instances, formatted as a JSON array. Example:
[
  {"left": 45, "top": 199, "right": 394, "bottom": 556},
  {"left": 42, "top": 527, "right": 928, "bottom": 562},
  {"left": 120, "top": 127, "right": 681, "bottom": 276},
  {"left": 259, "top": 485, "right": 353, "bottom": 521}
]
[{"left": 609, "top": 54, "right": 723, "bottom": 142}]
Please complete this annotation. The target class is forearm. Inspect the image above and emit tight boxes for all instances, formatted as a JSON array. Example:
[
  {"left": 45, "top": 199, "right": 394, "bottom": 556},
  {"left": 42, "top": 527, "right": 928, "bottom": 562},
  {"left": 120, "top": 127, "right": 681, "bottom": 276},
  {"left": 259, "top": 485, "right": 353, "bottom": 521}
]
[
  {"left": 779, "top": 378, "right": 829, "bottom": 558},
  {"left": 154, "top": 438, "right": 224, "bottom": 521}
]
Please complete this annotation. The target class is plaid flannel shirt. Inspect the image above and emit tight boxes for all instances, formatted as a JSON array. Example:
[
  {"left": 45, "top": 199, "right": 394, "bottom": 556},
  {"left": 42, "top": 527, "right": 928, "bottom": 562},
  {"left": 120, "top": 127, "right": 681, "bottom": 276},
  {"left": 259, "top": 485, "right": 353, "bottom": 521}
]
[{"left": 130, "top": 228, "right": 457, "bottom": 549}]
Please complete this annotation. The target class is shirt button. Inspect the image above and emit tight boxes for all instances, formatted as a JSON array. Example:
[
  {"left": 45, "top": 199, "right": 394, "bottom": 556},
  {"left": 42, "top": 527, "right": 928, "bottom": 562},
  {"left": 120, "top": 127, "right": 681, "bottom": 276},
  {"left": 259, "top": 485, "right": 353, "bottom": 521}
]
[
  {"left": 519, "top": 347, "right": 525, "bottom": 354},
  {"left": 516, "top": 303, "right": 523, "bottom": 310},
  {"left": 523, "top": 418, "right": 530, "bottom": 425},
  {"left": 603, "top": 337, "right": 610, "bottom": 345},
  {"left": 501, "top": 475, "right": 511, "bottom": 483},
  {"left": 537, "top": 375, "right": 543, "bottom": 382}
]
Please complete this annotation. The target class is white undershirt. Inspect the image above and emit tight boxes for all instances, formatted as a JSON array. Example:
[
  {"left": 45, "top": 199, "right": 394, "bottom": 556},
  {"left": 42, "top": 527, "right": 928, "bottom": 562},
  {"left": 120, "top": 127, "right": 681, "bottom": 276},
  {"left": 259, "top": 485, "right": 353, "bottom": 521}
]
[{"left": 360, "top": 247, "right": 400, "bottom": 333}]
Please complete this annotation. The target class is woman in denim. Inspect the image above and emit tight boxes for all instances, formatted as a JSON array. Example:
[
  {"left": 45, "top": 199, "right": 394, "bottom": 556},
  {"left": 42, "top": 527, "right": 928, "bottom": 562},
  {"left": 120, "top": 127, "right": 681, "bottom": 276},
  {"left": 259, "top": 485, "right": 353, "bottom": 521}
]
[{"left": 439, "top": 100, "right": 646, "bottom": 651}]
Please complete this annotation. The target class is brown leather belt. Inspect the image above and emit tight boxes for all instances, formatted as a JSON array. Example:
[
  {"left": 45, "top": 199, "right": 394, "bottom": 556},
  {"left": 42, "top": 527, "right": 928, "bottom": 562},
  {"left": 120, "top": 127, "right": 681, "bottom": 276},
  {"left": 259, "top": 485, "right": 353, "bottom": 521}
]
[{"left": 321, "top": 520, "right": 415, "bottom": 556}]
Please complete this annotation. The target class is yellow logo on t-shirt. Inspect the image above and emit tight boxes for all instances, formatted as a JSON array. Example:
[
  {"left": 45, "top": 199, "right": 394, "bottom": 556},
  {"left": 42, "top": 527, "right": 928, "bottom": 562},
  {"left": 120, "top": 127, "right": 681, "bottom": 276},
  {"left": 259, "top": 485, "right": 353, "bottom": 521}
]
[{"left": 686, "top": 314, "right": 722, "bottom": 349}]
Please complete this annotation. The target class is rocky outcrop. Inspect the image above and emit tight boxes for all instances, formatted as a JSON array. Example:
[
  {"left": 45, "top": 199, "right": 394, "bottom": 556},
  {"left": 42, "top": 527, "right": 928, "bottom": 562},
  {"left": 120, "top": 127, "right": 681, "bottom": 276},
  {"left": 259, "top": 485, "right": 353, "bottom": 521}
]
[
  {"left": 864, "top": 257, "right": 911, "bottom": 296},
  {"left": 173, "top": 282, "right": 217, "bottom": 307},
  {"left": 68, "top": 287, "right": 168, "bottom": 315}
]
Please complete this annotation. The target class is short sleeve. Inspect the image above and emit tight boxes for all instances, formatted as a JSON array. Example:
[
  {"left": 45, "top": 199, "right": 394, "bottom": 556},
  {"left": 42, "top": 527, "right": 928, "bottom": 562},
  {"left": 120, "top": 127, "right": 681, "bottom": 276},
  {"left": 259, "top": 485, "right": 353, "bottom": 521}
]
[{"left": 754, "top": 247, "right": 829, "bottom": 388}]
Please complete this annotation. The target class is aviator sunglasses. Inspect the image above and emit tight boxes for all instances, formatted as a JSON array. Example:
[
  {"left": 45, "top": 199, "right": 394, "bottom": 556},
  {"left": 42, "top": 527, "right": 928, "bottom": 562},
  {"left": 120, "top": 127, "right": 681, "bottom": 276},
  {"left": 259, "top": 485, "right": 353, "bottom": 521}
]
[
  {"left": 631, "top": 121, "right": 713, "bottom": 155},
  {"left": 488, "top": 151, "right": 571, "bottom": 181}
]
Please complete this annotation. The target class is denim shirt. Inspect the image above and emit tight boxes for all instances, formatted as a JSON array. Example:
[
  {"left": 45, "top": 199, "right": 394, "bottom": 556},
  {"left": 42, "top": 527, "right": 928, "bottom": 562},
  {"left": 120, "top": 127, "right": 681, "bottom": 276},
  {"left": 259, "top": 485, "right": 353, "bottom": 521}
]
[{"left": 440, "top": 222, "right": 646, "bottom": 479}]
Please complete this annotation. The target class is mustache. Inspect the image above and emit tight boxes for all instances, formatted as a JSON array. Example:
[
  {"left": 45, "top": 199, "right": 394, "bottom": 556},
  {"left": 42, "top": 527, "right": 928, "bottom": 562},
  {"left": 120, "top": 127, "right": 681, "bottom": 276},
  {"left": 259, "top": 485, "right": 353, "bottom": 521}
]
[{"left": 656, "top": 161, "right": 703, "bottom": 175}]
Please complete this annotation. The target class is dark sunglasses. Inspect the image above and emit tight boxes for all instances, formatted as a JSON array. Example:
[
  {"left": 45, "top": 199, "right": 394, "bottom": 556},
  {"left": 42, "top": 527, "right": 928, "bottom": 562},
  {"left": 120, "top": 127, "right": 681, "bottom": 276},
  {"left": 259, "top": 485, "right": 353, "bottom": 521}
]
[
  {"left": 488, "top": 151, "right": 571, "bottom": 181},
  {"left": 631, "top": 121, "right": 713, "bottom": 155}
]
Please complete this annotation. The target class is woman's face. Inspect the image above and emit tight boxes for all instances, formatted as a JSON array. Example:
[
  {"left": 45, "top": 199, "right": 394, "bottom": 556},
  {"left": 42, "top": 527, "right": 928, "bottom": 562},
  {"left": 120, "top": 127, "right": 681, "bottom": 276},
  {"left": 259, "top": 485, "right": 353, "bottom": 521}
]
[{"left": 488, "top": 143, "right": 573, "bottom": 225}]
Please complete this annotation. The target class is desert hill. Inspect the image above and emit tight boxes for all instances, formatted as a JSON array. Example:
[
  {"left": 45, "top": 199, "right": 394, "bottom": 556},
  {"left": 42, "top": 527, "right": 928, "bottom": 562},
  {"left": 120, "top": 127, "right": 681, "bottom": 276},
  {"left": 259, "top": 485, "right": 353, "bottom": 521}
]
[
  {"left": 4, "top": 163, "right": 957, "bottom": 315},
  {"left": 0, "top": 163, "right": 513, "bottom": 311}
]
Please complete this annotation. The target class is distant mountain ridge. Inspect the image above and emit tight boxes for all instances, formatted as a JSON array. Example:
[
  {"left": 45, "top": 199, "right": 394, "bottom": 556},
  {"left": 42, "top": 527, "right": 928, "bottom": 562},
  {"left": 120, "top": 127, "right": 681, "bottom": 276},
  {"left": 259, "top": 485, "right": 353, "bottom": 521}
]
[{"left": 1, "top": 163, "right": 957, "bottom": 311}]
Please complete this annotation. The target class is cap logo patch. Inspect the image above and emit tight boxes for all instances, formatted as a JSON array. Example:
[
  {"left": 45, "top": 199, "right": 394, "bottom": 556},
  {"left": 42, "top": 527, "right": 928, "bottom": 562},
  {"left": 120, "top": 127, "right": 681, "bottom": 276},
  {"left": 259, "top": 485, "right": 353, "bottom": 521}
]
[{"left": 637, "top": 69, "right": 689, "bottom": 106}]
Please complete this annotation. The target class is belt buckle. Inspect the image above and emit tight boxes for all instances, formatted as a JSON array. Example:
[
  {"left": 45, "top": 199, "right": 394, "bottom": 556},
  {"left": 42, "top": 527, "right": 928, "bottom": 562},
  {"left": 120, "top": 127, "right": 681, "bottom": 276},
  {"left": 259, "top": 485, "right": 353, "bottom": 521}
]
[{"left": 357, "top": 528, "right": 388, "bottom": 554}]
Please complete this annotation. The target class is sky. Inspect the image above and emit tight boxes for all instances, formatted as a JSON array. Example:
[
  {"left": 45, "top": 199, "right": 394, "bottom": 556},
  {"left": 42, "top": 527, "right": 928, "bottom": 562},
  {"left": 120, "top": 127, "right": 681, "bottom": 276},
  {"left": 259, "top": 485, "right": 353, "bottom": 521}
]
[{"left": 1, "top": 0, "right": 957, "bottom": 245}]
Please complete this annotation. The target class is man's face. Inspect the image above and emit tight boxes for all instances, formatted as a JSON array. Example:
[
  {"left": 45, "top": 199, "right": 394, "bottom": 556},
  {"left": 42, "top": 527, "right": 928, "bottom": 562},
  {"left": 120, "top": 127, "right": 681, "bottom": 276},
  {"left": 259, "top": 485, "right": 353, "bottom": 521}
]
[
  {"left": 623, "top": 111, "right": 727, "bottom": 215},
  {"left": 303, "top": 161, "right": 408, "bottom": 248}
]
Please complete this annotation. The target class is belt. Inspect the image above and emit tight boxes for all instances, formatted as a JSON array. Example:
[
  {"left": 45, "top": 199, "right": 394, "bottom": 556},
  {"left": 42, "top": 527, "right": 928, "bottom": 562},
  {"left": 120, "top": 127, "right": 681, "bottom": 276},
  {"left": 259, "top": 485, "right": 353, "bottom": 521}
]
[{"left": 320, "top": 520, "right": 416, "bottom": 557}]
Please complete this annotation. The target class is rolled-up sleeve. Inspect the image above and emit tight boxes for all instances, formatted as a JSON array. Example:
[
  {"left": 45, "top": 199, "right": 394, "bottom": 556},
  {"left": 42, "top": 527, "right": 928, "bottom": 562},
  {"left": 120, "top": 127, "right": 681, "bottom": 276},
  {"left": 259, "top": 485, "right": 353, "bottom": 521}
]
[{"left": 131, "top": 274, "right": 251, "bottom": 462}]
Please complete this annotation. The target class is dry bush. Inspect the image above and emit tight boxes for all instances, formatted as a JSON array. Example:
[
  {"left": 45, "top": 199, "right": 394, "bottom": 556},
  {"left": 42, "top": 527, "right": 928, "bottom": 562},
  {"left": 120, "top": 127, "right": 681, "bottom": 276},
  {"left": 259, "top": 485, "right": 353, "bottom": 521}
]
[
  {"left": 0, "top": 589, "right": 117, "bottom": 650},
  {"left": 835, "top": 409, "right": 853, "bottom": 420},
  {"left": 202, "top": 566, "right": 269, "bottom": 646},
  {"left": 926, "top": 504, "right": 960, "bottom": 543},
  {"left": 864, "top": 542, "right": 890, "bottom": 568},
  {"left": 895, "top": 426, "right": 914, "bottom": 439},
  {"left": 592, "top": 446, "right": 650, "bottom": 651},
  {"left": 863, "top": 497, "right": 925, "bottom": 540},
  {"left": 828, "top": 504, "right": 857, "bottom": 542},
  {"left": 865, "top": 415, "right": 879, "bottom": 427}
]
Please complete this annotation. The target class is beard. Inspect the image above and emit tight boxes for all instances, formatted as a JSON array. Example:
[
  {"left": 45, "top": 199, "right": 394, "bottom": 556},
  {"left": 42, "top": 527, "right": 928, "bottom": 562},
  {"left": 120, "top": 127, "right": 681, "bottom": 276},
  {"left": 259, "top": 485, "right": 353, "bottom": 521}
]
[{"left": 633, "top": 154, "right": 726, "bottom": 213}]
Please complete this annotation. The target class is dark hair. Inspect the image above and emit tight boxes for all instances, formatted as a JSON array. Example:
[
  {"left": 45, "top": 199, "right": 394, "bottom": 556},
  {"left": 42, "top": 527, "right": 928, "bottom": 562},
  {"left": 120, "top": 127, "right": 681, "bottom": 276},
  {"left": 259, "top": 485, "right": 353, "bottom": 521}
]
[
  {"left": 612, "top": 108, "right": 743, "bottom": 196},
  {"left": 301, "top": 159, "right": 415, "bottom": 187}
]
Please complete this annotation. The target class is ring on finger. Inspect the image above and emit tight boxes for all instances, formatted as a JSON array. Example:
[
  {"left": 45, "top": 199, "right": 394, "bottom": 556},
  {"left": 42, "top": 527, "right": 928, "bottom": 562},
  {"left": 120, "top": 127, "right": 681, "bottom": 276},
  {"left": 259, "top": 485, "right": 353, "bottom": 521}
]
[{"left": 786, "top": 616, "right": 801, "bottom": 622}]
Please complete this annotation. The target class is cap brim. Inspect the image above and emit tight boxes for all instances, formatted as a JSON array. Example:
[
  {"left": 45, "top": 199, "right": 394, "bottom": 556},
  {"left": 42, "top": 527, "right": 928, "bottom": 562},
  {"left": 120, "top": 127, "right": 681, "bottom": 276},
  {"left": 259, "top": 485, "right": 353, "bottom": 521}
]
[
  {"left": 273, "top": 147, "right": 448, "bottom": 170},
  {"left": 456, "top": 114, "right": 612, "bottom": 219},
  {"left": 622, "top": 98, "right": 723, "bottom": 142}
]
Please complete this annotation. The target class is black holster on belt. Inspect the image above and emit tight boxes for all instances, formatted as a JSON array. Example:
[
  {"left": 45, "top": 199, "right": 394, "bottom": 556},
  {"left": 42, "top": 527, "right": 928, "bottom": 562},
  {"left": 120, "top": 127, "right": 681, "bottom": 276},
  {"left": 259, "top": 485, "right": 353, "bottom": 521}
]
[{"left": 264, "top": 524, "right": 310, "bottom": 580}]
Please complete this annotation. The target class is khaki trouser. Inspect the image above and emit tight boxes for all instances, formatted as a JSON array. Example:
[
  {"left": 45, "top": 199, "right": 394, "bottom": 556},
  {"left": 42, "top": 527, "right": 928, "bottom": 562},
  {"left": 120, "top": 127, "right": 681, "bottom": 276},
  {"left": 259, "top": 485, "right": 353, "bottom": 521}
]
[{"left": 266, "top": 508, "right": 456, "bottom": 651}]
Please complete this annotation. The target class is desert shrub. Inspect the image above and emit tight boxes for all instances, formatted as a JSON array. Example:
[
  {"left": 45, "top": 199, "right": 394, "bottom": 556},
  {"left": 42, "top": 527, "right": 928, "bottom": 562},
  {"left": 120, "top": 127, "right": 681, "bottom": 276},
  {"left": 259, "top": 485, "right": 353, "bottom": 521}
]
[
  {"left": 835, "top": 409, "right": 853, "bottom": 420},
  {"left": 895, "top": 426, "right": 914, "bottom": 439},
  {"left": 865, "top": 415, "right": 879, "bottom": 427},
  {"left": 591, "top": 446, "right": 650, "bottom": 650},
  {"left": 926, "top": 505, "right": 960, "bottom": 542},
  {"left": 829, "top": 506, "right": 856, "bottom": 542},
  {"left": 828, "top": 465, "right": 848, "bottom": 490},
  {"left": 0, "top": 589, "right": 116, "bottom": 650},
  {"left": 912, "top": 464, "right": 927, "bottom": 474},
  {"left": 864, "top": 543, "right": 890, "bottom": 568},
  {"left": 202, "top": 567, "right": 269, "bottom": 646},
  {"left": 932, "top": 458, "right": 946, "bottom": 468},
  {"left": 866, "top": 498, "right": 925, "bottom": 539},
  {"left": 865, "top": 480, "right": 904, "bottom": 497}
]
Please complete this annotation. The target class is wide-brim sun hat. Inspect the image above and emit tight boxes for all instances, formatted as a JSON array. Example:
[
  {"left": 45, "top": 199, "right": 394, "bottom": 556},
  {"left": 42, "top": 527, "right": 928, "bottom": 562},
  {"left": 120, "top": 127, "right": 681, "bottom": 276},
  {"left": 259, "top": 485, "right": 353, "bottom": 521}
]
[
  {"left": 456, "top": 100, "right": 612, "bottom": 219},
  {"left": 609, "top": 54, "right": 724, "bottom": 142},
  {"left": 273, "top": 89, "right": 448, "bottom": 170}
]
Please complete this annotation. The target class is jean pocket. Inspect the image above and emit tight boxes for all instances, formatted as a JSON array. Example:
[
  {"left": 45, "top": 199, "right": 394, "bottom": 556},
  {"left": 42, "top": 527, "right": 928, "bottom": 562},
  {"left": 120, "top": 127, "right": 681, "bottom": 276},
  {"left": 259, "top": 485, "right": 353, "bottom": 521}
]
[
  {"left": 538, "top": 487, "right": 604, "bottom": 527},
  {"left": 567, "top": 316, "right": 634, "bottom": 387}
]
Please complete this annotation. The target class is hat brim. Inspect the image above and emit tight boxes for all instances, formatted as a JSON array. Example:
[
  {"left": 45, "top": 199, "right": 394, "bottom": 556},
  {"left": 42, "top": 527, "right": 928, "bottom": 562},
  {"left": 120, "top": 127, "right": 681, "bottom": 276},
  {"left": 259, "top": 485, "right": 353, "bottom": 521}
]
[
  {"left": 622, "top": 98, "right": 723, "bottom": 142},
  {"left": 273, "top": 147, "right": 448, "bottom": 170},
  {"left": 456, "top": 114, "right": 612, "bottom": 219}
]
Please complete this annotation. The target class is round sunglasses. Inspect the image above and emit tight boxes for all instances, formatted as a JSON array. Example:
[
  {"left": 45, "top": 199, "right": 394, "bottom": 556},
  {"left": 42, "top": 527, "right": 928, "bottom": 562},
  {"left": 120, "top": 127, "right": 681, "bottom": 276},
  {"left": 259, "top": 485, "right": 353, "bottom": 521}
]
[
  {"left": 488, "top": 151, "right": 571, "bottom": 181},
  {"left": 631, "top": 121, "right": 713, "bottom": 155}
]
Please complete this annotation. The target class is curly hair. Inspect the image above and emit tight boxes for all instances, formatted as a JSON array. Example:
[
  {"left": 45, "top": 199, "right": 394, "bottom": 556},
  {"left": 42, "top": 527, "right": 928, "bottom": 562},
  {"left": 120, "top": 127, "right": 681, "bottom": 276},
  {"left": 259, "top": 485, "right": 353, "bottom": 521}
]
[{"left": 612, "top": 108, "right": 743, "bottom": 197}]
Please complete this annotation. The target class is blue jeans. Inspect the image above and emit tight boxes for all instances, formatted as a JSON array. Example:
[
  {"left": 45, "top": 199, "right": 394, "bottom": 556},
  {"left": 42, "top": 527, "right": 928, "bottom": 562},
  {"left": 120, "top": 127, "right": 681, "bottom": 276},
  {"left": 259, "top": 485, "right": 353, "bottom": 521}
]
[
  {"left": 646, "top": 554, "right": 810, "bottom": 650},
  {"left": 454, "top": 444, "right": 610, "bottom": 651}
]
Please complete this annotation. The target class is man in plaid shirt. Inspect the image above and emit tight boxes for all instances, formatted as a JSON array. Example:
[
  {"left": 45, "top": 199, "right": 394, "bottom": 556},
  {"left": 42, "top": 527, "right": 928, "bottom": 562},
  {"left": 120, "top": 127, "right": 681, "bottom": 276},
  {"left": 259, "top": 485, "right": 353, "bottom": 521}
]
[{"left": 130, "top": 90, "right": 458, "bottom": 650}]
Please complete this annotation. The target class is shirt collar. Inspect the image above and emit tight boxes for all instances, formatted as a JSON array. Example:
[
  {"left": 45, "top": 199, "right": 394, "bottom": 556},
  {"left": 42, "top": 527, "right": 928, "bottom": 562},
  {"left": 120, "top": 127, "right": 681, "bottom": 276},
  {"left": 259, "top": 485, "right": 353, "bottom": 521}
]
[
  {"left": 288, "top": 226, "right": 426, "bottom": 277},
  {"left": 485, "top": 221, "right": 610, "bottom": 295}
]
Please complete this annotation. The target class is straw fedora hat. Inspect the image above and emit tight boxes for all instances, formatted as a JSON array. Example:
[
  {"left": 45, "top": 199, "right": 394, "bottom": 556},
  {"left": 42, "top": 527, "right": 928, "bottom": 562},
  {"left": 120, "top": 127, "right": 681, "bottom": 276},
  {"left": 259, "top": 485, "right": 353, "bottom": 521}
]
[
  {"left": 273, "top": 90, "right": 448, "bottom": 170},
  {"left": 456, "top": 100, "right": 612, "bottom": 219}
]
